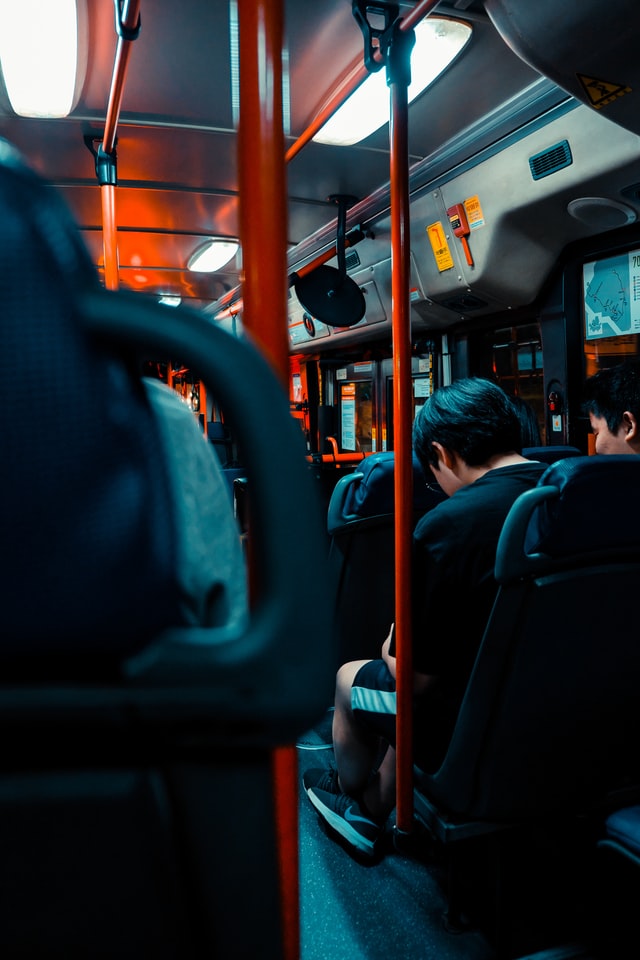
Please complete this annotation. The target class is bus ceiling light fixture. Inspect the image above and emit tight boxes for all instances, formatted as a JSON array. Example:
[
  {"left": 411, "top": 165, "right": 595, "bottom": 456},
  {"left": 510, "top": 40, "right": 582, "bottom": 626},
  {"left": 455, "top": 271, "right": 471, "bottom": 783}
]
[
  {"left": 313, "top": 17, "right": 472, "bottom": 146},
  {"left": 188, "top": 239, "right": 239, "bottom": 273},
  {"left": 0, "top": 0, "right": 87, "bottom": 118}
]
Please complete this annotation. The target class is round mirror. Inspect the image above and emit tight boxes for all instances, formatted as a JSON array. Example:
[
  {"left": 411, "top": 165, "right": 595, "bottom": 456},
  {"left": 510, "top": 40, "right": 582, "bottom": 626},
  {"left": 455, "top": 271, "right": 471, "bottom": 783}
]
[{"left": 294, "top": 265, "right": 365, "bottom": 328}]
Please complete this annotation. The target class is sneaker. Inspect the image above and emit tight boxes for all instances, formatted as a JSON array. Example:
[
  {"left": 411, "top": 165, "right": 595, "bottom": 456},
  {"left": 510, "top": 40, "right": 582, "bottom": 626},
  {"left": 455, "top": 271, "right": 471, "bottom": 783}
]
[
  {"left": 307, "top": 786, "right": 382, "bottom": 857},
  {"left": 297, "top": 707, "right": 334, "bottom": 750},
  {"left": 302, "top": 766, "right": 340, "bottom": 795}
]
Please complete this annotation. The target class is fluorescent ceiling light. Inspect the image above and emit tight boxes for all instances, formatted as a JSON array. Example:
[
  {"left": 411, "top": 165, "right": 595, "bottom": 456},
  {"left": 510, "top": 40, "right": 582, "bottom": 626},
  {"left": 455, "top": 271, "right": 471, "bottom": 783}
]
[
  {"left": 0, "top": 0, "right": 84, "bottom": 118},
  {"left": 313, "top": 18, "right": 472, "bottom": 146},
  {"left": 188, "top": 239, "right": 239, "bottom": 273}
]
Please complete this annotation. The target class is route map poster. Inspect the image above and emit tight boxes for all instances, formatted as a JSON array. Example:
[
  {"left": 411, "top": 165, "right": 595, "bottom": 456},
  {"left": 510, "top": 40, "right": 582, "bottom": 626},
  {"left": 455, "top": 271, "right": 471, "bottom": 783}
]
[{"left": 583, "top": 249, "right": 640, "bottom": 340}]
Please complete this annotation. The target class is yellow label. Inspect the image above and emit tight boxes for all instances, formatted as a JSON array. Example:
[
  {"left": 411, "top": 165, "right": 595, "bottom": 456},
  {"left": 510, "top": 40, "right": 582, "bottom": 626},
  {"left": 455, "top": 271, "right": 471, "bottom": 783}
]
[
  {"left": 464, "top": 195, "right": 484, "bottom": 229},
  {"left": 577, "top": 74, "right": 632, "bottom": 110},
  {"left": 426, "top": 222, "right": 454, "bottom": 272}
]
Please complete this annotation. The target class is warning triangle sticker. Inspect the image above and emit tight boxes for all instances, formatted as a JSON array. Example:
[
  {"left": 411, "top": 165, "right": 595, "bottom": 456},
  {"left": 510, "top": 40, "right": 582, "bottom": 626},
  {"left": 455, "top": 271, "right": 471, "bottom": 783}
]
[{"left": 577, "top": 74, "right": 632, "bottom": 110}]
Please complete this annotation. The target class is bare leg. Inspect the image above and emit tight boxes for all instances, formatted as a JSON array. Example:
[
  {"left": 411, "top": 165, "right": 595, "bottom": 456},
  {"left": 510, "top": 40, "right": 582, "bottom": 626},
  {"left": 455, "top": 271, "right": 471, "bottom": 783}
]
[
  {"left": 332, "top": 659, "right": 387, "bottom": 802},
  {"left": 362, "top": 745, "right": 396, "bottom": 820}
]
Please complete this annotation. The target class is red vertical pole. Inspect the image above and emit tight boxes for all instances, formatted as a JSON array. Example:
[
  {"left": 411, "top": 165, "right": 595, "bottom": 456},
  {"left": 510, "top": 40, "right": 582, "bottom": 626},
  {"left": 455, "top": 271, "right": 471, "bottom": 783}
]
[
  {"left": 237, "top": 4, "right": 298, "bottom": 960},
  {"left": 101, "top": 183, "right": 119, "bottom": 291},
  {"left": 99, "top": 0, "right": 141, "bottom": 291},
  {"left": 389, "top": 27, "right": 416, "bottom": 836},
  {"left": 238, "top": 1, "right": 290, "bottom": 384}
]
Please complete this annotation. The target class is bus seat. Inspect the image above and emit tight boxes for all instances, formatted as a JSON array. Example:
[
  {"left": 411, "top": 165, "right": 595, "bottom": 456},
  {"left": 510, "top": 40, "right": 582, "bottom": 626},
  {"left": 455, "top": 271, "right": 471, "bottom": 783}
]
[
  {"left": 522, "top": 444, "right": 582, "bottom": 463},
  {"left": 599, "top": 805, "right": 640, "bottom": 868},
  {"left": 0, "top": 141, "right": 334, "bottom": 957},
  {"left": 595, "top": 804, "right": 640, "bottom": 951},
  {"left": 327, "top": 452, "right": 446, "bottom": 662},
  {"left": 412, "top": 454, "right": 640, "bottom": 941},
  {"left": 206, "top": 419, "right": 233, "bottom": 465}
]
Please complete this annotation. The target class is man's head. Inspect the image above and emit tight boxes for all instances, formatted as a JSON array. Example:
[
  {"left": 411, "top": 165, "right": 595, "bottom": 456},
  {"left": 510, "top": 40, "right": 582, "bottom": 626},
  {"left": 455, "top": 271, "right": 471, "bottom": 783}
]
[
  {"left": 413, "top": 378, "right": 521, "bottom": 494},
  {"left": 581, "top": 360, "right": 640, "bottom": 455}
]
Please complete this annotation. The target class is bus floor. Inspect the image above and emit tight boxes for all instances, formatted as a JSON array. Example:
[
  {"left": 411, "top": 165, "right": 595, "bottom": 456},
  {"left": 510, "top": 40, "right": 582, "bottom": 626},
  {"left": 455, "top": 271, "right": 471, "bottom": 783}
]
[{"left": 296, "top": 711, "right": 605, "bottom": 960}]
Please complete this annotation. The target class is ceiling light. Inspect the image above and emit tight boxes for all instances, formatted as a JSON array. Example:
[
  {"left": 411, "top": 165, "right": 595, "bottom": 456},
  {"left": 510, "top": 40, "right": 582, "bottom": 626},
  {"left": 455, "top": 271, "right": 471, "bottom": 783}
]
[
  {"left": 188, "top": 239, "right": 239, "bottom": 273},
  {"left": 159, "top": 296, "right": 182, "bottom": 308},
  {"left": 313, "top": 18, "right": 472, "bottom": 146},
  {"left": 0, "top": 0, "right": 85, "bottom": 118}
]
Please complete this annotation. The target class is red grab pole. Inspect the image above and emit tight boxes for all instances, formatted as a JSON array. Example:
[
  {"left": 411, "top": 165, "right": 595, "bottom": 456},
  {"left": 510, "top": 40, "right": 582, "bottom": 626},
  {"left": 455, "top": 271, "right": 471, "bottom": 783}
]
[
  {"left": 98, "top": 0, "right": 141, "bottom": 291},
  {"left": 237, "top": 4, "right": 299, "bottom": 960},
  {"left": 388, "top": 23, "right": 416, "bottom": 837}
]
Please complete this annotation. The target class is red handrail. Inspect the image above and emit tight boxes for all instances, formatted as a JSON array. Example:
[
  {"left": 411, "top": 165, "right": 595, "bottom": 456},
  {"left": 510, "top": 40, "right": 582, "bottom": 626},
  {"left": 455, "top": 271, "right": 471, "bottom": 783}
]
[
  {"left": 99, "top": 0, "right": 141, "bottom": 291},
  {"left": 389, "top": 55, "right": 415, "bottom": 835},
  {"left": 237, "top": 4, "right": 299, "bottom": 959},
  {"left": 285, "top": 0, "right": 440, "bottom": 163},
  {"left": 102, "top": 0, "right": 141, "bottom": 155}
]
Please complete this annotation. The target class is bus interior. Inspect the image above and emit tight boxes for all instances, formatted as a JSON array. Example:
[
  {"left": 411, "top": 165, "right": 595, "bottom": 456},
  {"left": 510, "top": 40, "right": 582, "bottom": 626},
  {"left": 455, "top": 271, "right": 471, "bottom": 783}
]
[{"left": 2, "top": 0, "right": 640, "bottom": 957}]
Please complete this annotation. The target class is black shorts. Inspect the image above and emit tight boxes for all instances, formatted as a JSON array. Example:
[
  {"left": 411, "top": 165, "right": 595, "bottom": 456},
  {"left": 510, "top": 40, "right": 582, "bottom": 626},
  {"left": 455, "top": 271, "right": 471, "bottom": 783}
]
[
  {"left": 351, "top": 659, "right": 398, "bottom": 747},
  {"left": 351, "top": 658, "right": 459, "bottom": 773}
]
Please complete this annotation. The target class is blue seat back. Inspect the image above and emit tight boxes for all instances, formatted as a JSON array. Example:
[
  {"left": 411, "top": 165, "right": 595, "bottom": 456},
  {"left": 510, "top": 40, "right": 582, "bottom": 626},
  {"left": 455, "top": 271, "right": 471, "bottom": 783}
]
[
  {"left": 0, "top": 139, "right": 184, "bottom": 659},
  {"left": 522, "top": 444, "right": 582, "bottom": 464},
  {"left": 0, "top": 140, "right": 333, "bottom": 958},
  {"left": 327, "top": 451, "right": 446, "bottom": 662},
  {"left": 418, "top": 455, "right": 640, "bottom": 822},
  {"left": 328, "top": 451, "right": 445, "bottom": 533}
]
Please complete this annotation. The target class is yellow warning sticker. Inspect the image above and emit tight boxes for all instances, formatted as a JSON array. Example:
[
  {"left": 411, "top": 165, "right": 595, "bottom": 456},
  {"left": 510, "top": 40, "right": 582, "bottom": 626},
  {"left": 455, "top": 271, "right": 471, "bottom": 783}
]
[
  {"left": 577, "top": 74, "right": 632, "bottom": 110},
  {"left": 464, "top": 195, "right": 484, "bottom": 229},
  {"left": 426, "top": 221, "right": 454, "bottom": 272}
]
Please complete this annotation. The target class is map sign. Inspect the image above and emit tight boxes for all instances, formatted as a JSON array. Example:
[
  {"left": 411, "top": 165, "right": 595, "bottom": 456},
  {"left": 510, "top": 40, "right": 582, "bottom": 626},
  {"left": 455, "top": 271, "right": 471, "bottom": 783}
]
[{"left": 583, "top": 249, "right": 640, "bottom": 340}]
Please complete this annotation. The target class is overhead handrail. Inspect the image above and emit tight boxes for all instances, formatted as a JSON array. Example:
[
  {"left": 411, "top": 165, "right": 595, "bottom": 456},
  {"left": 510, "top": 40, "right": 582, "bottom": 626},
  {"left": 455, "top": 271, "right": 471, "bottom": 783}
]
[
  {"left": 213, "top": 226, "right": 366, "bottom": 321},
  {"left": 285, "top": 0, "right": 440, "bottom": 162},
  {"left": 215, "top": 0, "right": 439, "bottom": 322},
  {"left": 91, "top": 0, "right": 142, "bottom": 291}
]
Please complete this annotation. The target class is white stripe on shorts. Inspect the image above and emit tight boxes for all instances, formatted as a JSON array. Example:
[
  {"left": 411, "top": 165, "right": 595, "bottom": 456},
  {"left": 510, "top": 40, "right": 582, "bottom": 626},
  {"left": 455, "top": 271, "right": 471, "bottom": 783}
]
[{"left": 351, "top": 685, "right": 396, "bottom": 716}]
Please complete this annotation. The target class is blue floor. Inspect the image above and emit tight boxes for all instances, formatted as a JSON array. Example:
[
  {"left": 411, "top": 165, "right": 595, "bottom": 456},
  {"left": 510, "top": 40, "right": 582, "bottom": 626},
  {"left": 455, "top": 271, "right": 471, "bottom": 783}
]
[{"left": 296, "top": 712, "right": 498, "bottom": 960}]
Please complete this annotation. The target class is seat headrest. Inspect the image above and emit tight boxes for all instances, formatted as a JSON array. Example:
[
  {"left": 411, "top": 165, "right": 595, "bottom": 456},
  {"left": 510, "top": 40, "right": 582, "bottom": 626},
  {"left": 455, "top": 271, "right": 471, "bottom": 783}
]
[
  {"left": 522, "top": 444, "right": 582, "bottom": 464},
  {"left": 0, "top": 138, "right": 186, "bottom": 655},
  {"left": 341, "top": 451, "right": 445, "bottom": 519},
  {"left": 524, "top": 455, "right": 640, "bottom": 557}
]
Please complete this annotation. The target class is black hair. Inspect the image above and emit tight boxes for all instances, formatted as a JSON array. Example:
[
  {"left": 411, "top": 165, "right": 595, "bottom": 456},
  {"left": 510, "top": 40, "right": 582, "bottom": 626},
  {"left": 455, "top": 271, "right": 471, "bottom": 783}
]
[
  {"left": 581, "top": 359, "right": 640, "bottom": 433},
  {"left": 413, "top": 377, "right": 521, "bottom": 472},
  {"left": 510, "top": 395, "right": 541, "bottom": 447}
]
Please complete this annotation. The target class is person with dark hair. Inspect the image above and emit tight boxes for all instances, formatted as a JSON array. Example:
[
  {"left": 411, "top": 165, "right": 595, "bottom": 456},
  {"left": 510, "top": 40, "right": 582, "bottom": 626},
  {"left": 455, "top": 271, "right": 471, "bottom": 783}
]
[
  {"left": 303, "top": 378, "right": 546, "bottom": 858},
  {"left": 511, "top": 394, "right": 542, "bottom": 448},
  {"left": 581, "top": 359, "right": 640, "bottom": 455}
]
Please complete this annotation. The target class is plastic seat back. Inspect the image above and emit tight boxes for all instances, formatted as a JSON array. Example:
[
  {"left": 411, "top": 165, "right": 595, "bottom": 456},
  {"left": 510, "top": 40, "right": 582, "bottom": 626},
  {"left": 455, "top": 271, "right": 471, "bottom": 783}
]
[
  {"left": 328, "top": 452, "right": 446, "bottom": 662},
  {"left": 0, "top": 140, "right": 334, "bottom": 957},
  {"left": 417, "top": 455, "right": 640, "bottom": 824},
  {"left": 522, "top": 444, "right": 582, "bottom": 463}
]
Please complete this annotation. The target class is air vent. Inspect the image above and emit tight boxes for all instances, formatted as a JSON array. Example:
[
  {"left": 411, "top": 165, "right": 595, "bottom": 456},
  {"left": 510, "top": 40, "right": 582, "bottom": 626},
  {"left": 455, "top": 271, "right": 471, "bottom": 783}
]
[
  {"left": 529, "top": 140, "right": 572, "bottom": 181},
  {"left": 440, "top": 294, "right": 487, "bottom": 312},
  {"left": 345, "top": 249, "right": 361, "bottom": 272}
]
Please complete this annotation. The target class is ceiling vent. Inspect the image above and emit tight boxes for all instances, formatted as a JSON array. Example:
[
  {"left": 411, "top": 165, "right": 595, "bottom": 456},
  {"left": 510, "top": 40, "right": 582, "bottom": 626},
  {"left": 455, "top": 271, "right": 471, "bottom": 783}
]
[
  {"left": 440, "top": 293, "right": 488, "bottom": 312},
  {"left": 345, "top": 248, "right": 361, "bottom": 272},
  {"left": 529, "top": 140, "right": 572, "bottom": 181}
]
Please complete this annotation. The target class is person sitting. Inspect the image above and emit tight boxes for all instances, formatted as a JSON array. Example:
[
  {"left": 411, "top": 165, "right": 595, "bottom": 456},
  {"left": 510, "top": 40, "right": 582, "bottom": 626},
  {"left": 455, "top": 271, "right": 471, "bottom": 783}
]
[
  {"left": 142, "top": 377, "right": 248, "bottom": 631},
  {"left": 581, "top": 358, "right": 640, "bottom": 455},
  {"left": 302, "top": 379, "right": 547, "bottom": 858}
]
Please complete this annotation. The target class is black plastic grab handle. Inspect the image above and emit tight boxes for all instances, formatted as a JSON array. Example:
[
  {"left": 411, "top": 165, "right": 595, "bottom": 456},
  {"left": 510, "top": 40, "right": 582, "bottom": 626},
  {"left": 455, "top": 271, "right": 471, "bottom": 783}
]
[{"left": 81, "top": 287, "right": 336, "bottom": 743}]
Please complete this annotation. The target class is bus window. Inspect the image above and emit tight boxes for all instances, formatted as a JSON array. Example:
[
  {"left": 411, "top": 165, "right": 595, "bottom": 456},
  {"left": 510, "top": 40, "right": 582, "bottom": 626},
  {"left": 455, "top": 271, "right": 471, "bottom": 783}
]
[
  {"left": 339, "top": 379, "right": 373, "bottom": 453},
  {"left": 581, "top": 248, "right": 640, "bottom": 451},
  {"left": 383, "top": 353, "right": 437, "bottom": 452},
  {"left": 469, "top": 323, "right": 545, "bottom": 442}
]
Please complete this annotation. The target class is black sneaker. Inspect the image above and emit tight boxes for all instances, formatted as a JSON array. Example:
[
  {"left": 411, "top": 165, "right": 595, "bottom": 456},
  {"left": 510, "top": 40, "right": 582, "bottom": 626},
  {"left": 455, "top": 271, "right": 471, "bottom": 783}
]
[
  {"left": 307, "top": 786, "right": 382, "bottom": 857},
  {"left": 302, "top": 766, "right": 340, "bottom": 795}
]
